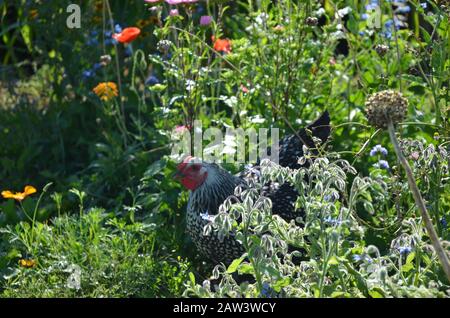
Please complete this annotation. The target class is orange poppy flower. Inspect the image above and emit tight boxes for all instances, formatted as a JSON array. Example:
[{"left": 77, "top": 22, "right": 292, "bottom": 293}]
[
  {"left": 2, "top": 186, "right": 37, "bottom": 202},
  {"left": 112, "top": 27, "right": 141, "bottom": 44},
  {"left": 212, "top": 36, "right": 231, "bottom": 54}
]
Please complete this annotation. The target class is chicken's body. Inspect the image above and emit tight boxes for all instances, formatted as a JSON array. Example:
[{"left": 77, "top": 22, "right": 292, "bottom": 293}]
[
  {"left": 178, "top": 111, "right": 331, "bottom": 264},
  {"left": 185, "top": 163, "right": 244, "bottom": 264}
]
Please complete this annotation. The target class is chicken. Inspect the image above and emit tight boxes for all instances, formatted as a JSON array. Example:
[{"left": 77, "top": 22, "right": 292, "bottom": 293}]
[{"left": 175, "top": 111, "right": 330, "bottom": 264}]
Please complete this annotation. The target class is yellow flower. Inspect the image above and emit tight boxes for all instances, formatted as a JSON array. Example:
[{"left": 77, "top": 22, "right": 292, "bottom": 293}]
[
  {"left": 2, "top": 185, "right": 37, "bottom": 202},
  {"left": 136, "top": 19, "right": 152, "bottom": 29},
  {"left": 93, "top": 82, "right": 119, "bottom": 101},
  {"left": 434, "top": 132, "right": 440, "bottom": 140},
  {"left": 19, "top": 259, "right": 36, "bottom": 268},
  {"left": 29, "top": 9, "right": 39, "bottom": 19}
]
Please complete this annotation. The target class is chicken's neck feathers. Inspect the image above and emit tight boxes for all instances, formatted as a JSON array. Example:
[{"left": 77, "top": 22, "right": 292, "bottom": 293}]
[{"left": 188, "top": 164, "right": 241, "bottom": 216}]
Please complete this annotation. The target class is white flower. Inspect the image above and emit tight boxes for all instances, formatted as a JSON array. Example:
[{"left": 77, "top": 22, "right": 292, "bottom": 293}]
[
  {"left": 255, "top": 13, "right": 269, "bottom": 25},
  {"left": 250, "top": 115, "right": 266, "bottom": 124},
  {"left": 337, "top": 7, "right": 352, "bottom": 18},
  {"left": 186, "top": 79, "right": 196, "bottom": 92},
  {"left": 330, "top": 30, "right": 346, "bottom": 40},
  {"left": 221, "top": 95, "right": 238, "bottom": 108},
  {"left": 315, "top": 8, "right": 326, "bottom": 17},
  {"left": 199, "top": 67, "right": 211, "bottom": 75}
]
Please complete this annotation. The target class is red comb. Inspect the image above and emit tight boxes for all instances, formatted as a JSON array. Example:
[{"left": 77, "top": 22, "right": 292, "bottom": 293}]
[{"left": 176, "top": 156, "right": 194, "bottom": 172}]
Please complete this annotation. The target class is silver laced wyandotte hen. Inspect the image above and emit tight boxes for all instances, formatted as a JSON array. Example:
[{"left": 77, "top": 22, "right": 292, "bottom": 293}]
[{"left": 174, "top": 111, "right": 331, "bottom": 265}]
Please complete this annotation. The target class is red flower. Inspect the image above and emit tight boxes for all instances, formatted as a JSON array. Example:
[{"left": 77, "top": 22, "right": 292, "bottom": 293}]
[
  {"left": 212, "top": 36, "right": 231, "bottom": 54},
  {"left": 112, "top": 27, "right": 141, "bottom": 44}
]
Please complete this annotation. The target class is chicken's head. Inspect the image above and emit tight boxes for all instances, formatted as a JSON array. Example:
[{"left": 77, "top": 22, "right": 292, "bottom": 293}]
[{"left": 174, "top": 156, "right": 208, "bottom": 190}]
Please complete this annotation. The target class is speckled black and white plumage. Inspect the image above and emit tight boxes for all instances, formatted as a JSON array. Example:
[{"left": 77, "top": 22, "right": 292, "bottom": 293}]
[
  {"left": 276, "top": 111, "right": 331, "bottom": 170},
  {"left": 185, "top": 111, "right": 330, "bottom": 265},
  {"left": 186, "top": 162, "right": 245, "bottom": 264}
]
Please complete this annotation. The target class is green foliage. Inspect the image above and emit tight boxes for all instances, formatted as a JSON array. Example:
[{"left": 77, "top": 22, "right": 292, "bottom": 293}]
[
  {"left": 185, "top": 156, "right": 449, "bottom": 298},
  {"left": 1, "top": 0, "right": 449, "bottom": 297},
  {"left": 0, "top": 207, "right": 189, "bottom": 297}
]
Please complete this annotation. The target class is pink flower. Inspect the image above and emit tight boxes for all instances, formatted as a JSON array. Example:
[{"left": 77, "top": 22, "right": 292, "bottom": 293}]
[
  {"left": 410, "top": 152, "right": 420, "bottom": 161},
  {"left": 240, "top": 84, "right": 249, "bottom": 94},
  {"left": 200, "top": 15, "right": 212, "bottom": 26},
  {"left": 165, "top": 0, "right": 197, "bottom": 4},
  {"left": 175, "top": 125, "right": 191, "bottom": 133},
  {"left": 144, "top": 0, "right": 163, "bottom": 3},
  {"left": 169, "top": 9, "right": 180, "bottom": 16}
]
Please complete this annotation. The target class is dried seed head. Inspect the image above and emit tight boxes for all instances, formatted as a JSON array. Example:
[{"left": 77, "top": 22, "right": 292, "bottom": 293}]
[
  {"left": 365, "top": 90, "right": 408, "bottom": 128},
  {"left": 305, "top": 16, "right": 318, "bottom": 26},
  {"left": 100, "top": 54, "right": 112, "bottom": 66},
  {"left": 439, "top": 1, "right": 450, "bottom": 14},
  {"left": 157, "top": 39, "right": 172, "bottom": 53},
  {"left": 375, "top": 44, "right": 389, "bottom": 57}
]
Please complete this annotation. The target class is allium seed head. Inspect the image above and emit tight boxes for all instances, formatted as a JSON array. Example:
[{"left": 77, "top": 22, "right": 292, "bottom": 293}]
[{"left": 365, "top": 90, "right": 408, "bottom": 128}]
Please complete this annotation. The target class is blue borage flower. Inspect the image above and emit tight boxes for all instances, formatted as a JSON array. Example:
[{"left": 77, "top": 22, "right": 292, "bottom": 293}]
[
  {"left": 107, "top": 24, "right": 123, "bottom": 45},
  {"left": 383, "top": 18, "right": 403, "bottom": 39},
  {"left": 370, "top": 144, "right": 388, "bottom": 156},
  {"left": 82, "top": 63, "right": 104, "bottom": 79},
  {"left": 324, "top": 216, "right": 344, "bottom": 226},
  {"left": 324, "top": 191, "right": 340, "bottom": 202},
  {"left": 384, "top": 18, "right": 402, "bottom": 30},
  {"left": 397, "top": 246, "right": 412, "bottom": 255},
  {"left": 82, "top": 69, "right": 95, "bottom": 79},
  {"left": 260, "top": 282, "right": 277, "bottom": 298},
  {"left": 93, "top": 63, "right": 102, "bottom": 70},
  {"left": 374, "top": 159, "right": 390, "bottom": 170},
  {"left": 395, "top": 5, "right": 410, "bottom": 14},
  {"left": 87, "top": 31, "right": 99, "bottom": 46},
  {"left": 145, "top": 75, "right": 160, "bottom": 86},
  {"left": 365, "top": 0, "right": 379, "bottom": 11},
  {"left": 441, "top": 217, "right": 448, "bottom": 229},
  {"left": 87, "top": 25, "right": 124, "bottom": 46},
  {"left": 352, "top": 254, "right": 373, "bottom": 263},
  {"left": 361, "top": 1, "right": 411, "bottom": 39}
]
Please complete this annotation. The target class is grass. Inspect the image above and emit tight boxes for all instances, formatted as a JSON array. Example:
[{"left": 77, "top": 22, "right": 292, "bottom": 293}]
[{"left": 1, "top": 207, "right": 189, "bottom": 297}]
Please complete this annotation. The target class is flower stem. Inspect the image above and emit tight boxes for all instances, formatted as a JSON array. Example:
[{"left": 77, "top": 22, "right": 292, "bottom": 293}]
[{"left": 387, "top": 119, "right": 450, "bottom": 282}]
